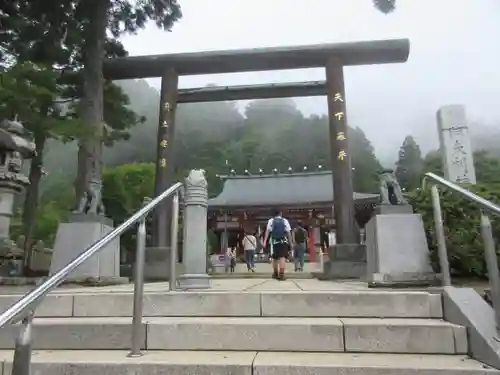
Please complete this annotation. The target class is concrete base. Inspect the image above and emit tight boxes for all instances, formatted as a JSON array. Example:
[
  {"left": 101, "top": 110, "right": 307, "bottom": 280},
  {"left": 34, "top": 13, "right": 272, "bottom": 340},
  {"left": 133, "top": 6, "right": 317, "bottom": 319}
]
[
  {"left": 443, "top": 286, "right": 500, "bottom": 370},
  {"left": 366, "top": 213, "right": 436, "bottom": 286},
  {"left": 49, "top": 219, "right": 120, "bottom": 280},
  {"left": 69, "top": 212, "right": 113, "bottom": 227},
  {"left": 177, "top": 273, "right": 211, "bottom": 290},
  {"left": 144, "top": 246, "right": 170, "bottom": 281},
  {"left": 375, "top": 204, "right": 413, "bottom": 215},
  {"left": 317, "top": 261, "right": 366, "bottom": 279},
  {"left": 321, "top": 244, "right": 366, "bottom": 279},
  {"left": 368, "top": 272, "right": 441, "bottom": 288}
]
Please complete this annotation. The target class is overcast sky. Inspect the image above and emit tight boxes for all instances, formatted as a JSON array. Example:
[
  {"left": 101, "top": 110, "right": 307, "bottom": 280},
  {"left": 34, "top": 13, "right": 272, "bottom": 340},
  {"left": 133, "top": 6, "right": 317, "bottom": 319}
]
[{"left": 120, "top": 0, "right": 500, "bottom": 162}]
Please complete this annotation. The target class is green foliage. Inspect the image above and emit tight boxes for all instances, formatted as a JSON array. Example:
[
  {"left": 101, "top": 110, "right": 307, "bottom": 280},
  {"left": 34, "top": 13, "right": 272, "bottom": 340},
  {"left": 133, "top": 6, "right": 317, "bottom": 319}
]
[
  {"left": 102, "top": 163, "right": 155, "bottom": 225},
  {"left": 0, "top": 62, "right": 83, "bottom": 138},
  {"left": 411, "top": 183, "right": 500, "bottom": 277},
  {"left": 11, "top": 182, "right": 74, "bottom": 247},
  {"left": 395, "top": 135, "right": 423, "bottom": 191},
  {"left": 43, "top": 84, "right": 386, "bottom": 201}
]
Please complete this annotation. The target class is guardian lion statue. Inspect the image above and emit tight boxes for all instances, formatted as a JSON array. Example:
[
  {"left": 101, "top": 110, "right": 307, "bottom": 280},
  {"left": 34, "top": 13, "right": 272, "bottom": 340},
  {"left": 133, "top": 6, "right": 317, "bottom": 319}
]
[{"left": 379, "top": 168, "right": 407, "bottom": 205}]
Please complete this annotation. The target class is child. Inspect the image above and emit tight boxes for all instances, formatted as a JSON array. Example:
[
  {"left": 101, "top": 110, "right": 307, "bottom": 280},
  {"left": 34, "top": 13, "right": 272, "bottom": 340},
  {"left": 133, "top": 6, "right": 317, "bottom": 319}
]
[{"left": 227, "top": 247, "right": 236, "bottom": 272}]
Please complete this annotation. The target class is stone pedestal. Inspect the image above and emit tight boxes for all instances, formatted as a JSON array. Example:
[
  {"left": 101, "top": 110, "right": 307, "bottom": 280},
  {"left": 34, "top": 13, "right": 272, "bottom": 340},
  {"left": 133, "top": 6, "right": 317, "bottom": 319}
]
[
  {"left": 321, "top": 244, "right": 366, "bottom": 279},
  {"left": 366, "top": 206, "right": 438, "bottom": 287},
  {"left": 143, "top": 246, "right": 183, "bottom": 281},
  {"left": 178, "top": 170, "right": 210, "bottom": 289},
  {"left": 49, "top": 214, "right": 121, "bottom": 281},
  {"left": 144, "top": 246, "right": 169, "bottom": 281}
]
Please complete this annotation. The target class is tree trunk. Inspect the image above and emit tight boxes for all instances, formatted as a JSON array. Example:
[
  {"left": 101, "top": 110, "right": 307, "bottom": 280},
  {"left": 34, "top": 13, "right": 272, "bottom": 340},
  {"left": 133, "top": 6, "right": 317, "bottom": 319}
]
[
  {"left": 74, "top": 0, "right": 109, "bottom": 202},
  {"left": 22, "top": 131, "right": 46, "bottom": 271}
]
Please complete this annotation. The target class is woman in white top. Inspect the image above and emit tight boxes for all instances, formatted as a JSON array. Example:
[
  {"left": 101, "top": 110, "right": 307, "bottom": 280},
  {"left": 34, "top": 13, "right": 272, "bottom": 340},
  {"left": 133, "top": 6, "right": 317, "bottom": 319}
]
[{"left": 242, "top": 230, "right": 258, "bottom": 272}]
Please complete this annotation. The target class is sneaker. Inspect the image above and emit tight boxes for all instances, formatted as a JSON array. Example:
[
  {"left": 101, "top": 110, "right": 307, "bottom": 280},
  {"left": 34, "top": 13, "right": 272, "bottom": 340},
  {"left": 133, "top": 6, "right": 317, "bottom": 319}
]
[
  {"left": 251, "top": 268, "right": 255, "bottom": 273},
  {"left": 272, "top": 271, "right": 278, "bottom": 279},
  {"left": 278, "top": 273, "right": 286, "bottom": 281}
]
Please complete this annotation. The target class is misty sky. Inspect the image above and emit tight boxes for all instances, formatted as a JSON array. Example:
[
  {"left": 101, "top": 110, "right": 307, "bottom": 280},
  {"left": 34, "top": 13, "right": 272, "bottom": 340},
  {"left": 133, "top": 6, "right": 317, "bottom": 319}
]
[{"left": 120, "top": 0, "right": 500, "bottom": 163}]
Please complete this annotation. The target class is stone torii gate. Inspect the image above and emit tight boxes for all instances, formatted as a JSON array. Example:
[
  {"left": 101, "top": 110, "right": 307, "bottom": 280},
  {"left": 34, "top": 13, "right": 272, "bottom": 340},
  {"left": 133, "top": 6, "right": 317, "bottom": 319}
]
[{"left": 103, "top": 39, "right": 410, "bottom": 261}]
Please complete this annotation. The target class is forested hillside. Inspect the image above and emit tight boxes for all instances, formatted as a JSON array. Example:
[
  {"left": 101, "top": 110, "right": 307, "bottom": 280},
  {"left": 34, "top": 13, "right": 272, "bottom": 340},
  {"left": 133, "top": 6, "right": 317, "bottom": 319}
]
[{"left": 40, "top": 79, "right": 385, "bottom": 198}]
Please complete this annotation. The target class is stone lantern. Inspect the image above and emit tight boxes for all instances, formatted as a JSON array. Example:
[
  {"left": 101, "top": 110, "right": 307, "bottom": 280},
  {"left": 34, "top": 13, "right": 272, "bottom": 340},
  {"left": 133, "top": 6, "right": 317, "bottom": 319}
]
[{"left": 0, "top": 119, "right": 36, "bottom": 276}]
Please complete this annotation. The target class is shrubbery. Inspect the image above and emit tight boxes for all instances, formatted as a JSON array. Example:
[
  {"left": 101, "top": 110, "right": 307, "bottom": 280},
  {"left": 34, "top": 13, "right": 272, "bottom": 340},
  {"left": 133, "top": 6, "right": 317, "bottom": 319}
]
[{"left": 411, "top": 183, "right": 500, "bottom": 277}]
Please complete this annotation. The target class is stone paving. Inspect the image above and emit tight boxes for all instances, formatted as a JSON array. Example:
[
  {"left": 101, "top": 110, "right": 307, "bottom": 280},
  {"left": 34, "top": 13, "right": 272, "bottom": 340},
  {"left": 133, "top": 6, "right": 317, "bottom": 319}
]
[{"left": 0, "top": 278, "right": 368, "bottom": 296}]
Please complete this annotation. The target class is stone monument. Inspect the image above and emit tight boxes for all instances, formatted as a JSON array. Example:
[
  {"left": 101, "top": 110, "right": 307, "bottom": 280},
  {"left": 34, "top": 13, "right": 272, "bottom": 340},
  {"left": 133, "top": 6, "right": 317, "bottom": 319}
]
[
  {"left": 178, "top": 169, "right": 210, "bottom": 289},
  {"left": 49, "top": 176, "right": 121, "bottom": 281},
  {"left": 141, "top": 197, "right": 172, "bottom": 280},
  {"left": 437, "top": 105, "right": 476, "bottom": 184},
  {"left": 365, "top": 169, "right": 437, "bottom": 286},
  {"left": 0, "top": 119, "right": 36, "bottom": 276}
]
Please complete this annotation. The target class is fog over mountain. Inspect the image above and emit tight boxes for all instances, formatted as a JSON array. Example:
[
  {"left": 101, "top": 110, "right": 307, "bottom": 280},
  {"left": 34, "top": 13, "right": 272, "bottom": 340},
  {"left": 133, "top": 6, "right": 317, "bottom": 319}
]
[{"left": 118, "top": 0, "right": 500, "bottom": 166}]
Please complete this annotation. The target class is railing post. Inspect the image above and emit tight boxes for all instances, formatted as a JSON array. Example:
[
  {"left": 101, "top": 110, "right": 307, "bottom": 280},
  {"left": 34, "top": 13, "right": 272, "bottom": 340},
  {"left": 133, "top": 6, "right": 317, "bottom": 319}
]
[
  {"left": 128, "top": 211, "right": 147, "bottom": 357},
  {"left": 431, "top": 185, "right": 452, "bottom": 286},
  {"left": 480, "top": 213, "right": 500, "bottom": 334},
  {"left": 169, "top": 191, "right": 180, "bottom": 291},
  {"left": 11, "top": 311, "right": 34, "bottom": 375}
]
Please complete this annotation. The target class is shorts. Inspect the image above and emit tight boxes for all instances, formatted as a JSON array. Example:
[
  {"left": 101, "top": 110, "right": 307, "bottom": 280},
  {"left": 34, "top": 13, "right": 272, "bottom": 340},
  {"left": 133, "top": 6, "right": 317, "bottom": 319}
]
[{"left": 271, "top": 241, "right": 289, "bottom": 260}]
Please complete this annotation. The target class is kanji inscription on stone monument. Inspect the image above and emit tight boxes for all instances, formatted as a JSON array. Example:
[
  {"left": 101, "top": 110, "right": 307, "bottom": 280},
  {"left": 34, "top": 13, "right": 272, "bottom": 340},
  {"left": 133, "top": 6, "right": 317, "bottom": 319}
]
[{"left": 437, "top": 105, "right": 476, "bottom": 184}]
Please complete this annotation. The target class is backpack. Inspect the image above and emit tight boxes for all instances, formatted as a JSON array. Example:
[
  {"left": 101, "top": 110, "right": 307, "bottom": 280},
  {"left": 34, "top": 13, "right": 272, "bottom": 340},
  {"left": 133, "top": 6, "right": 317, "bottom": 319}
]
[
  {"left": 294, "top": 227, "right": 307, "bottom": 243},
  {"left": 271, "top": 217, "right": 286, "bottom": 239}
]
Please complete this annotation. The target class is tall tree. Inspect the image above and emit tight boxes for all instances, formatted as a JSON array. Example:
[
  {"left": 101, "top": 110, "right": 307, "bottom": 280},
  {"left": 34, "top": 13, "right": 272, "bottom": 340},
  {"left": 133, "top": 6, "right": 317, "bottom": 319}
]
[
  {"left": 0, "top": 0, "right": 145, "bottom": 259},
  {"left": 75, "top": 0, "right": 181, "bottom": 201},
  {"left": 395, "top": 135, "right": 424, "bottom": 190}
]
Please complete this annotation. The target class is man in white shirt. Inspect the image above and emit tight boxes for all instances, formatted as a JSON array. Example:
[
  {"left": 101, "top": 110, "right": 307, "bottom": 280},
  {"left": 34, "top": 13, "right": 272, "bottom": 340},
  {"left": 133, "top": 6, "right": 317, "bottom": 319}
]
[
  {"left": 242, "top": 230, "right": 258, "bottom": 272},
  {"left": 262, "top": 208, "right": 293, "bottom": 280}
]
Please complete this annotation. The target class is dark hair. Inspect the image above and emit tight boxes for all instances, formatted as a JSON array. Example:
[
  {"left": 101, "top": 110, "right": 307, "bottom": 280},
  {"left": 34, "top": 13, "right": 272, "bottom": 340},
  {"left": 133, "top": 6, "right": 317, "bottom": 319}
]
[
  {"left": 297, "top": 220, "right": 303, "bottom": 227},
  {"left": 272, "top": 208, "right": 281, "bottom": 217}
]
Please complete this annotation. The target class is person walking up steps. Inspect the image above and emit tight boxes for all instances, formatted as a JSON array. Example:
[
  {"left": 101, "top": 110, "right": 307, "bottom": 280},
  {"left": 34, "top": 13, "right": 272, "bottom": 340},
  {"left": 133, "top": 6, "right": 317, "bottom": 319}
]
[
  {"left": 263, "top": 208, "right": 293, "bottom": 281},
  {"left": 243, "top": 229, "right": 257, "bottom": 272},
  {"left": 293, "top": 221, "right": 308, "bottom": 272}
]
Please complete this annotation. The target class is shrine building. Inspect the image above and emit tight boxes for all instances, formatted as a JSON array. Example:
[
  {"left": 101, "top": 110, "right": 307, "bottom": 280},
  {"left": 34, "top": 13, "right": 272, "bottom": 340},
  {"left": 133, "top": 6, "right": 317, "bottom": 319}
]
[{"left": 207, "top": 171, "right": 379, "bottom": 259}]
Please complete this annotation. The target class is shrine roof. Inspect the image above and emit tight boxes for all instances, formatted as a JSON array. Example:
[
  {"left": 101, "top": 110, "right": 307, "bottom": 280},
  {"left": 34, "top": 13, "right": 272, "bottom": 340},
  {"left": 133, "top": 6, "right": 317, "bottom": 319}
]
[
  {"left": 208, "top": 171, "right": 379, "bottom": 208},
  {"left": 103, "top": 39, "right": 410, "bottom": 79}
]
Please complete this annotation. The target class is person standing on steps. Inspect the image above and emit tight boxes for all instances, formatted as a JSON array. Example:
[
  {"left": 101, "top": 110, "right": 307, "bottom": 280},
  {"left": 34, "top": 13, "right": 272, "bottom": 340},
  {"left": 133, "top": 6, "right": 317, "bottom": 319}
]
[
  {"left": 262, "top": 208, "right": 293, "bottom": 280},
  {"left": 293, "top": 221, "right": 308, "bottom": 272}
]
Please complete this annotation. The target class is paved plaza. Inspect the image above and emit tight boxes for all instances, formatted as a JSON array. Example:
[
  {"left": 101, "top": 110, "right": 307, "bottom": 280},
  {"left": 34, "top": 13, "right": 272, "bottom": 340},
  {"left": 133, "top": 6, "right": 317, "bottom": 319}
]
[{"left": 0, "top": 277, "right": 367, "bottom": 296}]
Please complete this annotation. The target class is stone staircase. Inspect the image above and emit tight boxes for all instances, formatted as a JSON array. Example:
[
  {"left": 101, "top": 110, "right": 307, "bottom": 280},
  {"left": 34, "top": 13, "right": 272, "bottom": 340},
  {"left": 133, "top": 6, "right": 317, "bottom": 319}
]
[{"left": 0, "top": 286, "right": 498, "bottom": 374}]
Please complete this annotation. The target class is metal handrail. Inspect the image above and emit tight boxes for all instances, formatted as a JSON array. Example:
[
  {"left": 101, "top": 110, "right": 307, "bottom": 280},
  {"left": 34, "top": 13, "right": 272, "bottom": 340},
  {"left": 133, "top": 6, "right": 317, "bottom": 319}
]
[
  {"left": 423, "top": 172, "right": 500, "bottom": 216},
  {"left": 423, "top": 172, "right": 500, "bottom": 335},
  {"left": 0, "top": 181, "right": 183, "bottom": 328}
]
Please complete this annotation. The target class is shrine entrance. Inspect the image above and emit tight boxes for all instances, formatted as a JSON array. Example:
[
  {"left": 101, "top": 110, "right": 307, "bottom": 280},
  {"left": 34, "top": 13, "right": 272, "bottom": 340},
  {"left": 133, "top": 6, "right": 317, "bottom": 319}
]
[{"left": 103, "top": 39, "right": 410, "bottom": 251}]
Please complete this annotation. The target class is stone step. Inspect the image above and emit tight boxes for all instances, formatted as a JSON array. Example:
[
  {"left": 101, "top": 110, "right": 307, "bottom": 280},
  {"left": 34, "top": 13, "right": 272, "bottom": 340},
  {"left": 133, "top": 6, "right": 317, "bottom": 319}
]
[
  {"left": 0, "top": 351, "right": 497, "bottom": 375},
  {"left": 0, "top": 317, "right": 466, "bottom": 354},
  {"left": 0, "top": 290, "right": 443, "bottom": 318}
]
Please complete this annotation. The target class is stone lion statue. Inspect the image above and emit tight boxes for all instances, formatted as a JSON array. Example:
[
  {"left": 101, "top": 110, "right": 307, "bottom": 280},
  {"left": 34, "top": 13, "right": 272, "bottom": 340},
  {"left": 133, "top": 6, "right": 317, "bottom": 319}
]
[
  {"left": 73, "top": 179, "right": 105, "bottom": 215},
  {"left": 379, "top": 168, "right": 407, "bottom": 205},
  {"left": 185, "top": 169, "right": 207, "bottom": 189}
]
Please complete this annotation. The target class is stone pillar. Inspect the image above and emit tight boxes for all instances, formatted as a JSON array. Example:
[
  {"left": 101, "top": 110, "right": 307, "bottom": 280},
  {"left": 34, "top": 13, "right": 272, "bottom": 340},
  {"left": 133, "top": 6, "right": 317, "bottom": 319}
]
[
  {"left": 320, "top": 57, "right": 365, "bottom": 280},
  {"left": 325, "top": 57, "right": 356, "bottom": 244},
  {"left": 436, "top": 105, "right": 476, "bottom": 184},
  {"left": 178, "top": 170, "right": 211, "bottom": 289},
  {"left": 0, "top": 188, "right": 16, "bottom": 239},
  {"left": 153, "top": 68, "right": 179, "bottom": 248}
]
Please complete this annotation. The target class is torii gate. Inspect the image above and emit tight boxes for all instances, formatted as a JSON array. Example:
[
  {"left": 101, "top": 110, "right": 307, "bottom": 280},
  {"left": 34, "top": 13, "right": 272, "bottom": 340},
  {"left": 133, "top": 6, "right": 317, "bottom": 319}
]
[{"left": 103, "top": 39, "right": 410, "bottom": 257}]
